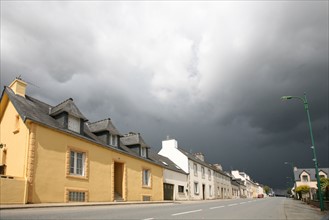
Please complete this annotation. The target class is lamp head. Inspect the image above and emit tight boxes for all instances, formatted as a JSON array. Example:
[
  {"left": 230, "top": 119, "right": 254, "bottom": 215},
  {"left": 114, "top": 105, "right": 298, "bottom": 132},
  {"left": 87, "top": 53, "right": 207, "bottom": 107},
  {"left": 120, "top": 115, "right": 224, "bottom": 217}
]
[{"left": 281, "top": 96, "right": 293, "bottom": 101}]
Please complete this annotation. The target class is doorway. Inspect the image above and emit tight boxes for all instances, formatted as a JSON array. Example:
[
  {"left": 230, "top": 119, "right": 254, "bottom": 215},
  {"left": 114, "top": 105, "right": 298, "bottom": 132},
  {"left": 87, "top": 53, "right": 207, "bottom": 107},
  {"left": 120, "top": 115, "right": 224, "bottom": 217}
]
[
  {"left": 202, "top": 184, "right": 205, "bottom": 200},
  {"left": 114, "top": 162, "right": 124, "bottom": 201},
  {"left": 164, "top": 183, "right": 174, "bottom": 200}
]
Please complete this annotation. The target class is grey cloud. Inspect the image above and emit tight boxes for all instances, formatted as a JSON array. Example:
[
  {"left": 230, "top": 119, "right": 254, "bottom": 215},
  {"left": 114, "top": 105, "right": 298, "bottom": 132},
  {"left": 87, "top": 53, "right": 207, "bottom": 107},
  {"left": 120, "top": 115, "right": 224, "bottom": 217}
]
[{"left": 1, "top": 1, "right": 328, "bottom": 189}]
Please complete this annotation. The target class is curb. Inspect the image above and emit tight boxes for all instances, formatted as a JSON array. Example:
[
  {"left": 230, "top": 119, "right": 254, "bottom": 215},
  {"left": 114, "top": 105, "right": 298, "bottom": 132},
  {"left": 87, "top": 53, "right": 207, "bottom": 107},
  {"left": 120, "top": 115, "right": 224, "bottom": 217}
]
[{"left": 0, "top": 201, "right": 175, "bottom": 210}]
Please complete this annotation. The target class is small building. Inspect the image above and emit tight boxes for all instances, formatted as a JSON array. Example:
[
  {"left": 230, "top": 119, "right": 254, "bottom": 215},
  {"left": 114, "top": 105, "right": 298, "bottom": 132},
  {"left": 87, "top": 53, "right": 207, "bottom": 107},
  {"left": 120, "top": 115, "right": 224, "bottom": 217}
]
[
  {"left": 158, "top": 138, "right": 219, "bottom": 200},
  {"left": 293, "top": 167, "right": 328, "bottom": 200},
  {"left": 148, "top": 151, "right": 188, "bottom": 201},
  {"left": 0, "top": 78, "right": 164, "bottom": 204}
]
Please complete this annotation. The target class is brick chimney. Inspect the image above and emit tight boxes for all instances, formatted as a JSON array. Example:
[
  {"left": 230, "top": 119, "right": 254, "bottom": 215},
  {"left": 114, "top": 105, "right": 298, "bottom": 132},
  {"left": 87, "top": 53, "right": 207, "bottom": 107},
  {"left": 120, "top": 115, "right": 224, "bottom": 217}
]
[{"left": 9, "top": 78, "right": 27, "bottom": 97}]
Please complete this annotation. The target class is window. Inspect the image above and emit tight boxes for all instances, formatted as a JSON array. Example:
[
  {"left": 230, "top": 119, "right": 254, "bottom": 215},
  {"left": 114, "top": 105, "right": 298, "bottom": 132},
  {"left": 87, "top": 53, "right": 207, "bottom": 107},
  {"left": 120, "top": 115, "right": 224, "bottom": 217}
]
[
  {"left": 201, "top": 167, "right": 205, "bottom": 178},
  {"left": 209, "top": 185, "right": 212, "bottom": 196},
  {"left": 302, "top": 175, "right": 308, "bottom": 182},
  {"left": 68, "top": 115, "right": 80, "bottom": 133},
  {"left": 142, "top": 169, "right": 151, "bottom": 187},
  {"left": 13, "top": 115, "right": 20, "bottom": 134},
  {"left": 141, "top": 147, "right": 147, "bottom": 158},
  {"left": 70, "top": 151, "right": 85, "bottom": 176},
  {"left": 178, "top": 185, "right": 184, "bottom": 193},
  {"left": 194, "top": 182, "right": 199, "bottom": 194},
  {"left": 208, "top": 169, "right": 212, "bottom": 180},
  {"left": 69, "top": 191, "right": 86, "bottom": 202},
  {"left": 109, "top": 134, "right": 118, "bottom": 147},
  {"left": 193, "top": 163, "right": 198, "bottom": 176}
]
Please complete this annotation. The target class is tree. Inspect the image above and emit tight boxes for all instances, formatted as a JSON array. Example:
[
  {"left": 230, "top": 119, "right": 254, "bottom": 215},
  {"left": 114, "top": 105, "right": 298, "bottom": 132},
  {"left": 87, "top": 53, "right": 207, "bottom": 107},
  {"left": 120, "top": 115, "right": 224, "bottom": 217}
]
[
  {"left": 263, "top": 185, "right": 271, "bottom": 195},
  {"left": 295, "top": 185, "right": 310, "bottom": 199},
  {"left": 320, "top": 177, "right": 329, "bottom": 200}
]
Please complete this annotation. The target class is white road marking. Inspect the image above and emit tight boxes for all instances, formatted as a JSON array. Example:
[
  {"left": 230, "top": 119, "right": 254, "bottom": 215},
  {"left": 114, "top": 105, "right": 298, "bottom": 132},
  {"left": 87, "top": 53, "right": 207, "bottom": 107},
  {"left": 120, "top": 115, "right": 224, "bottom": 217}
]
[
  {"left": 228, "top": 203, "right": 238, "bottom": 206},
  {"left": 240, "top": 202, "right": 247, "bottom": 204},
  {"left": 143, "top": 218, "right": 154, "bottom": 220},
  {"left": 172, "top": 209, "right": 202, "bottom": 216},
  {"left": 209, "top": 205, "right": 225, "bottom": 210}
]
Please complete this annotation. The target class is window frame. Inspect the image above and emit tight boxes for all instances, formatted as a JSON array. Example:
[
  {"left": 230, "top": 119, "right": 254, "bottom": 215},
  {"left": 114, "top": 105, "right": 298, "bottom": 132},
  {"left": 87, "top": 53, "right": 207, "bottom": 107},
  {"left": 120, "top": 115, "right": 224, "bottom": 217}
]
[
  {"left": 66, "top": 147, "right": 88, "bottom": 179},
  {"left": 109, "top": 134, "right": 118, "bottom": 147},
  {"left": 142, "top": 168, "right": 151, "bottom": 187},
  {"left": 201, "top": 166, "right": 205, "bottom": 179},
  {"left": 178, "top": 185, "right": 184, "bottom": 193},
  {"left": 193, "top": 163, "right": 198, "bottom": 176},
  {"left": 302, "top": 175, "right": 309, "bottom": 182},
  {"left": 141, "top": 147, "right": 147, "bottom": 158},
  {"left": 194, "top": 182, "right": 199, "bottom": 195}
]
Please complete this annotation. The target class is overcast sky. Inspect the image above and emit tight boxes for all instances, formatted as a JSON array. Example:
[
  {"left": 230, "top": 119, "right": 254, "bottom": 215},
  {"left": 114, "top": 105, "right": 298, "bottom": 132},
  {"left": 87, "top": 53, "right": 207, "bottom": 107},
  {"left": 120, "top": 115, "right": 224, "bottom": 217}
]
[{"left": 1, "top": 1, "right": 328, "bottom": 190}]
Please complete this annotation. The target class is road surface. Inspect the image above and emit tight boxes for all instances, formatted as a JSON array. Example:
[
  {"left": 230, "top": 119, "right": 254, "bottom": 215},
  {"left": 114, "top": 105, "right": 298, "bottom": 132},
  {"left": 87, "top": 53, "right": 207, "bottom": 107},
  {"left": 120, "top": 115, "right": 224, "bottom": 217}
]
[{"left": 0, "top": 197, "right": 326, "bottom": 219}]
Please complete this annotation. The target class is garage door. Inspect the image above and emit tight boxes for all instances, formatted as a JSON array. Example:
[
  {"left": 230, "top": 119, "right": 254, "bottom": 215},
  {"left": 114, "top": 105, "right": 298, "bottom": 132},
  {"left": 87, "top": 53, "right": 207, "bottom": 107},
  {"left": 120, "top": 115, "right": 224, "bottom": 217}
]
[{"left": 163, "top": 183, "right": 174, "bottom": 200}]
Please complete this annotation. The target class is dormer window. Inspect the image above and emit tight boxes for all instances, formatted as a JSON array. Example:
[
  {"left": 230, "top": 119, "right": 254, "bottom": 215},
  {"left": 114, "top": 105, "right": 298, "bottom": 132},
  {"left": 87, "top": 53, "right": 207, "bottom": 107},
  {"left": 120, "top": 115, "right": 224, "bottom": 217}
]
[
  {"left": 302, "top": 175, "right": 309, "bottom": 182},
  {"left": 109, "top": 134, "right": 118, "bottom": 147},
  {"left": 141, "top": 146, "right": 147, "bottom": 158},
  {"left": 68, "top": 115, "right": 81, "bottom": 133}
]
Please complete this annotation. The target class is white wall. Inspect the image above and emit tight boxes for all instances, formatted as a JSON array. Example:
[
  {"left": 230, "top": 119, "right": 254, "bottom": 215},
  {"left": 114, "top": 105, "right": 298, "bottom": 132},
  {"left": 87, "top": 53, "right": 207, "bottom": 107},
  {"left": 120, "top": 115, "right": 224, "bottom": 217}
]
[
  {"left": 159, "top": 139, "right": 189, "bottom": 173},
  {"left": 163, "top": 169, "right": 188, "bottom": 200}
]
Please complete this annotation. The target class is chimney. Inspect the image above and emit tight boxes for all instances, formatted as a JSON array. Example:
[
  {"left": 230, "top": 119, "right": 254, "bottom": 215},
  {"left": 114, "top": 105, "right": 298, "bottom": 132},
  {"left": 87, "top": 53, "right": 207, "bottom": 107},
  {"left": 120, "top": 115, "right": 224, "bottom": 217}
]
[
  {"left": 194, "top": 152, "right": 205, "bottom": 161},
  {"left": 213, "top": 163, "right": 223, "bottom": 171},
  {"left": 9, "top": 78, "right": 27, "bottom": 97},
  {"left": 162, "top": 139, "right": 178, "bottom": 149}
]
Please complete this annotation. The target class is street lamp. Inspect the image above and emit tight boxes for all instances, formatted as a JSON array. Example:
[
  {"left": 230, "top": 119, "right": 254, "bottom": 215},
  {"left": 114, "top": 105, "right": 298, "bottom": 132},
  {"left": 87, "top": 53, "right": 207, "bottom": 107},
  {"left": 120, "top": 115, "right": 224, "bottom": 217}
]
[{"left": 281, "top": 93, "right": 324, "bottom": 211}]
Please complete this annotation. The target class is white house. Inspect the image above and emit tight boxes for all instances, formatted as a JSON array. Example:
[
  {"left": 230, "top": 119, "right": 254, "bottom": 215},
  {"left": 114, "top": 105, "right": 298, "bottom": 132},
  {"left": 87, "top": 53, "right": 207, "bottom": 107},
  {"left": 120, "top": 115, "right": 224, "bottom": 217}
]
[
  {"left": 149, "top": 151, "right": 188, "bottom": 201},
  {"left": 158, "top": 139, "right": 216, "bottom": 200},
  {"left": 231, "top": 170, "right": 253, "bottom": 198},
  {"left": 293, "top": 167, "right": 328, "bottom": 200}
]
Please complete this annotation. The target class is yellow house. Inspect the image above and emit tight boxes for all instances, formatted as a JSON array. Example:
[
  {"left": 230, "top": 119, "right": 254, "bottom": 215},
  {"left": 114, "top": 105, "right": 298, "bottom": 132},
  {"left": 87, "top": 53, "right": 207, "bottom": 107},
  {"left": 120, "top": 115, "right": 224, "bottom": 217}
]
[{"left": 0, "top": 78, "right": 164, "bottom": 204}]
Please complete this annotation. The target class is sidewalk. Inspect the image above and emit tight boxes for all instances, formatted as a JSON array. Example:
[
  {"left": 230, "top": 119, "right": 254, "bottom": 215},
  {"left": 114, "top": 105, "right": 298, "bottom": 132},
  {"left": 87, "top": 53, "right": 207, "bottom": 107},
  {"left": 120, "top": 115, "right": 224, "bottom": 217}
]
[
  {"left": 0, "top": 200, "right": 174, "bottom": 210},
  {"left": 284, "top": 198, "right": 329, "bottom": 220}
]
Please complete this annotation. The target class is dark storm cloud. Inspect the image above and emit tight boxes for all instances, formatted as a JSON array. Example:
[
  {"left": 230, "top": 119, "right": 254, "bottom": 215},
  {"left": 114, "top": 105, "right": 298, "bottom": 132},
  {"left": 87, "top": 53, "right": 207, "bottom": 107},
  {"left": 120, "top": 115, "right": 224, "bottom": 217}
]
[{"left": 1, "top": 1, "right": 328, "bottom": 189}]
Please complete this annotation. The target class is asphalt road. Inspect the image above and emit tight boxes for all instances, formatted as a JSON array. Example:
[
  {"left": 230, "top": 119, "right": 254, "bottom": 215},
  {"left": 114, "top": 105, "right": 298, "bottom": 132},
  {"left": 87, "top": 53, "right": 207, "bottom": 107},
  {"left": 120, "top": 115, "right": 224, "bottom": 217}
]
[{"left": 0, "top": 197, "right": 326, "bottom": 220}]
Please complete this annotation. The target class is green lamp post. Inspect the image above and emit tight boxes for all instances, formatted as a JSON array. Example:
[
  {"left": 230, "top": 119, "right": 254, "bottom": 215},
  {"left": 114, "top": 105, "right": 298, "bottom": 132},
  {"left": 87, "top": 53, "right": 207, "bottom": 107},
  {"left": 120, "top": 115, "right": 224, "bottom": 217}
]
[{"left": 281, "top": 93, "right": 324, "bottom": 211}]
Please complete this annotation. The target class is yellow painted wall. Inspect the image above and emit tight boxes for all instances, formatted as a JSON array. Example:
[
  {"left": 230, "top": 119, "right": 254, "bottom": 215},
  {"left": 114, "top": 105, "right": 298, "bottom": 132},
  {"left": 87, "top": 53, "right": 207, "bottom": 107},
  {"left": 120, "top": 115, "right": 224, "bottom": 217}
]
[
  {"left": 0, "top": 93, "right": 163, "bottom": 204},
  {"left": 31, "top": 124, "right": 163, "bottom": 203},
  {"left": 0, "top": 100, "right": 29, "bottom": 177},
  {"left": 0, "top": 177, "right": 27, "bottom": 204}
]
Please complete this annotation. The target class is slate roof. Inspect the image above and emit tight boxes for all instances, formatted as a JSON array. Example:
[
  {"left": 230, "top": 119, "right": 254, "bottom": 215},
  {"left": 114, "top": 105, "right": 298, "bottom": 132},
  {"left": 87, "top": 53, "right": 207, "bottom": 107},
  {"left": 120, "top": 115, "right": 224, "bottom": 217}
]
[
  {"left": 49, "top": 98, "right": 88, "bottom": 120},
  {"left": 177, "top": 147, "right": 231, "bottom": 178},
  {"left": 120, "top": 132, "right": 150, "bottom": 148},
  {"left": 294, "top": 168, "right": 329, "bottom": 181},
  {"left": 147, "top": 151, "right": 187, "bottom": 175},
  {"left": 87, "top": 118, "right": 121, "bottom": 136},
  {"left": 1, "top": 86, "right": 159, "bottom": 166}
]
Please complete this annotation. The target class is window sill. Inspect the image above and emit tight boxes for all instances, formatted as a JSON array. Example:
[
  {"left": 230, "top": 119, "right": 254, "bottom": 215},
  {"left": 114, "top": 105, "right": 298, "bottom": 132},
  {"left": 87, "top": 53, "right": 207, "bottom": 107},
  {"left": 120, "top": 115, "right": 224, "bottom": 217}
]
[
  {"left": 142, "top": 185, "right": 152, "bottom": 189},
  {"left": 67, "top": 175, "right": 88, "bottom": 180}
]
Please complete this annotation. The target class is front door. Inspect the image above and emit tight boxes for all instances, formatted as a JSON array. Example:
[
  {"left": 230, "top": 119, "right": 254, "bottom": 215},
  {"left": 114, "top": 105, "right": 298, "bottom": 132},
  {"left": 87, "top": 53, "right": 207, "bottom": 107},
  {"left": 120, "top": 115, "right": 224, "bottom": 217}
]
[{"left": 164, "top": 183, "right": 174, "bottom": 200}]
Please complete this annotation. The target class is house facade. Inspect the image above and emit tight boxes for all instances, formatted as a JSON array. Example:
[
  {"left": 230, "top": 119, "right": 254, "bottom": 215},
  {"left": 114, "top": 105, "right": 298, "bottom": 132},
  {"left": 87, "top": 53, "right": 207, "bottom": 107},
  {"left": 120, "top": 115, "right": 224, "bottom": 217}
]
[
  {"left": 231, "top": 170, "right": 255, "bottom": 198},
  {"left": 212, "top": 164, "right": 232, "bottom": 199},
  {"left": 149, "top": 152, "right": 188, "bottom": 201},
  {"left": 159, "top": 139, "right": 219, "bottom": 200},
  {"left": 293, "top": 167, "right": 329, "bottom": 199},
  {"left": 0, "top": 79, "right": 164, "bottom": 204}
]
